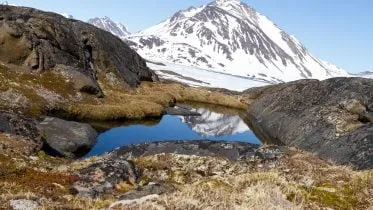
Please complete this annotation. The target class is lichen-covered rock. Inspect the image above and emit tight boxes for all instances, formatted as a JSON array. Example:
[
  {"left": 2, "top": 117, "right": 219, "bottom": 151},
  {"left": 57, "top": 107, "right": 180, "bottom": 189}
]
[
  {"left": 71, "top": 157, "right": 140, "bottom": 197},
  {"left": 9, "top": 199, "right": 38, "bottom": 210},
  {"left": 245, "top": 77, "right": 373, "bottom": 169},
  {"left": 37, "top": 117, "right": 97, "bottom": 158}
]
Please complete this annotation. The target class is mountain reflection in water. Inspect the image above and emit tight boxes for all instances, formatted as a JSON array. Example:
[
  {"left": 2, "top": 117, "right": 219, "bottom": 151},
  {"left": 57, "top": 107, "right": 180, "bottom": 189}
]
[
  {"left": 180, "top": 108, "right": 250, "bottom": 137},
  {"left": 86, "top": 107, "right": 261, "bottom": 157}
]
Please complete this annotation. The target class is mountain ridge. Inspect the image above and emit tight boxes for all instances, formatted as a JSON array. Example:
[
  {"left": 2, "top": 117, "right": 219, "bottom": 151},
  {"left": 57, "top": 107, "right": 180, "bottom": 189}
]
[{"left": 89, "top": 0, "right": 352, "bottom": 89}]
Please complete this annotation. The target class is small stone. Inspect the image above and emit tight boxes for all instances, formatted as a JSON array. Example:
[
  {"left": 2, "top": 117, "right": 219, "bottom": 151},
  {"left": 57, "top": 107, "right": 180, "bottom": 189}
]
[
  {"left": 9, "top": 199, "right": 38, "bottom": 210},
  {"left": 300, "top": 176, "right": 314, "bottom": 188},
  {"left": 29, "top": 156, "right": 39, "bottom": 161},
  {"left": 367, "top": 103, "right": 373, "bottom": 112},
  {"left": 109, "top": 194, "right": 159, "bottom": 209}
]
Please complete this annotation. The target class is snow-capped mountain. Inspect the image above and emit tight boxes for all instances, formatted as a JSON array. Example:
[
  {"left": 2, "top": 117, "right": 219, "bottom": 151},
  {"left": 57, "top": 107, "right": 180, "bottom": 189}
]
[
  {"left": 125, "top": 0, "right": 348, "bottom": 84},
  {"left": 180, "top": 107, "right": 250, "bottom": 136},
  {"left": 88, "top": 17, "right": 130, "bottom": 39},
  {"left": 352, "top": 70, "right": 373, "bottom": 79}
]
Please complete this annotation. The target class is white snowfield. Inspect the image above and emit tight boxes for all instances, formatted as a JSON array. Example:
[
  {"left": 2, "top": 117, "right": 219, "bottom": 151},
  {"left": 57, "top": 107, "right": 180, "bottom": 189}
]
[{"left": 148, "top": 62, "right": 270, "bottom": 91}]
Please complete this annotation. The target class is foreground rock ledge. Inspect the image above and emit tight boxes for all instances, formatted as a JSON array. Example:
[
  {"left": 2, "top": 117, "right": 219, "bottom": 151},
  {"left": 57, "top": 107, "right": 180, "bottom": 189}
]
[
  {"left": 244, "top": 77, "right": 373, "bottom": 169},
  {"left": 72, "top": 141, "right": 287, "bottom": 197}
]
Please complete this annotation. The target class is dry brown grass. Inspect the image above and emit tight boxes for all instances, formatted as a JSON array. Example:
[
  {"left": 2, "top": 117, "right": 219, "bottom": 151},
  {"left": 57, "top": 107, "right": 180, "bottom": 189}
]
[
  {"left": 0, "top": 62, "right": 246, "bottom": 120},
  {"left": 0, "top": 64, "right": 78, "bottom": 115},
  {"left": 66, "top": 81, "right": 247, "bottom": 121},
  {"left": 117, "top": 151, "right": 373, "bottom": 210},
  {"left": 0, "top": 140, "right": 372, "bottom": 209}
]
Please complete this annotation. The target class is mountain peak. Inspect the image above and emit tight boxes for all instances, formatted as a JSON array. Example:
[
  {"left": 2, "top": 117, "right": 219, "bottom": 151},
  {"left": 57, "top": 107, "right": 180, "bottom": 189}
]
[
  {"left": 126, "top": 1, "right": 348, "bottom": 87},
  {"left": 88, "top": 17, "right": 130, "bottom": 38},
  {"left": 213, "top": 0, "right": 241, "bottom": 6}
]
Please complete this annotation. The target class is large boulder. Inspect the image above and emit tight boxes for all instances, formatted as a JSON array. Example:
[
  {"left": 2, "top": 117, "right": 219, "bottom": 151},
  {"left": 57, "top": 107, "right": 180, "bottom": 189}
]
[
  {"left": 244, "top": 77, "right": 373, "bottom": 169},
  {"left": 37, "top": 117, "right": 97, "bottom": 158},
  {"left": 0, "top": 5, "right": 157, "bottom": 96}
]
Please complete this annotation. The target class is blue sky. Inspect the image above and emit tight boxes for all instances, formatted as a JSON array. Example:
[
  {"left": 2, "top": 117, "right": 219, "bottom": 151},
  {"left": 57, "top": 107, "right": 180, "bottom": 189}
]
[{"left": 7, "top": 0, "right": 372, "bottom": 73}]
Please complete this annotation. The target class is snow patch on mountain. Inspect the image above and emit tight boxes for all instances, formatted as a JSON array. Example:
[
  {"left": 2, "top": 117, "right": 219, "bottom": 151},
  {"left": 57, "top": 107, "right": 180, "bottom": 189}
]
[
  {"left": 88, "top": 17, "right": 130, "bottom": 39},
  {"left": 147, "top": 61, "right": 270, "bottom": 91}
]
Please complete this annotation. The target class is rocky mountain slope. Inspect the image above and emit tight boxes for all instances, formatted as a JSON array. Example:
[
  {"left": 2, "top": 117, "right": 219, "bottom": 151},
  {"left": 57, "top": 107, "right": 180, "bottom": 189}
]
[
  {"left": 244, "top": 77, "right": 373, "bottom": 169},
  {"left": 352, "top": 70, "right": 373, "bottom": 79},
  {"left": 88, "top": 17, "right": 130, "bottom": 39},
  {"left": 0, "top": 5, "right": 157, "bottom": 114},
  {"left": 121, "top": 0, "right": 348, "bottom": 85}
]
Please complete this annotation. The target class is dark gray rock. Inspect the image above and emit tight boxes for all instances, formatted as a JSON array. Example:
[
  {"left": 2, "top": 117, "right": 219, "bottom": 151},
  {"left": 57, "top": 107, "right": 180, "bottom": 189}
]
[
  {"left": 367, "top": 103, "right": 373, "bottom": 112},
  {"left": 245, "top": 77, "right": 373, "bottom": 169},
  {"left": 111, "top": 140, "right": 260, "bottom": 161},
  {"left": 71, "top": 157, "right": 140, "bottom": 197},
  {"left": 316, "top": 126, "right": 373, "bottom": 169},
  {"left": 37, "top": 117, "right": 97, "bottom": 158},
  {"left": 0, "top": 111, "right": 39, "bottom": 140}
]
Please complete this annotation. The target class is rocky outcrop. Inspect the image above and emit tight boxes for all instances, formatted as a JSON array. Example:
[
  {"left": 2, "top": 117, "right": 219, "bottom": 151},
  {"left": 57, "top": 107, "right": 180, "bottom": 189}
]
[
  {"left": 37, "top": 117, "right": 97, "bottom": 158},
  {"left": 71, "top": 157, "right": 140, "bottom": 197},
  {"left": 0, "top": 5, "right": 157, "bottom": 96},
  {"left": 71, "top": 140, "right": 287, "bottom": 198},
  {"left": 245, "top": 77, "right": 373, "bottom": 169},
  {"left": 0, "top": 112, "right": 98, "bottom": 157},
  {"left": 112, "top": 140, "right": 261, "bottom": 161},
  {"left": 109, "top": 140, "right": 287, "bottom": 164}
]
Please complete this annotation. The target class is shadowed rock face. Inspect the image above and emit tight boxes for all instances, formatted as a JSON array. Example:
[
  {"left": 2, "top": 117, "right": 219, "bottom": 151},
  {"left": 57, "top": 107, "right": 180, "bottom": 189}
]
[
  {"left": 37, "top": 117, "right": 98, "bottom": 158},
  {"left": 0, "top": 5, "right": 157, "bottom": 94},
  {"left": 245, "top": 77, "right": 373, "bottom": 169}
]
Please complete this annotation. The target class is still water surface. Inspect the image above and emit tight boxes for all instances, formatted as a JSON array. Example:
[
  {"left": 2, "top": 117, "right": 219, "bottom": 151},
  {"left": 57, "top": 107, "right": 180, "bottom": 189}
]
[{"left": 86, "top": 106, "right": 262, "bottom": 157}]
